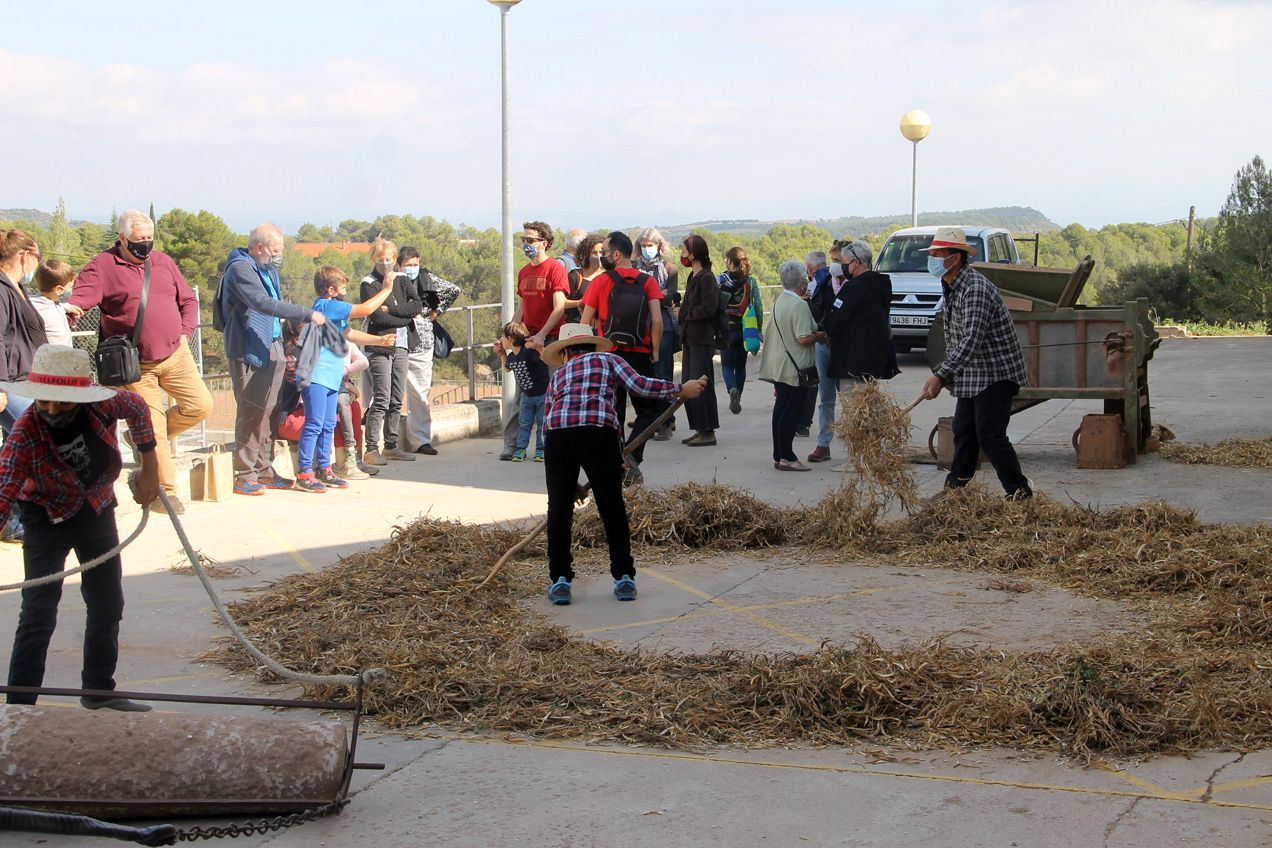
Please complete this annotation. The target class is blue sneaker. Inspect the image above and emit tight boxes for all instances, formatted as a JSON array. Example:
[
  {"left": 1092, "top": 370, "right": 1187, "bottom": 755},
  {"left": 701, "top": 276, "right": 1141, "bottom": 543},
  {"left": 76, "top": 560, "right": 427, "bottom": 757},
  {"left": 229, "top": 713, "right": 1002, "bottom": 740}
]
[
  {"left": 613, "top": 575, "right": 637, "bottom": 601},
  {"left": 234, "top": 479, "right": 265, "bottom": 497},
  {"left": 547, "top": 577, "right": 572, "bottom": 605},
  {"left": 533, "top": 449, "right": 545, "bottom": 463},
  {"left": 511, "top": 448, "right": 527, "bottom": 463},
  {"left": 260, "top": 474, "right": 295, "bottom": 490}
]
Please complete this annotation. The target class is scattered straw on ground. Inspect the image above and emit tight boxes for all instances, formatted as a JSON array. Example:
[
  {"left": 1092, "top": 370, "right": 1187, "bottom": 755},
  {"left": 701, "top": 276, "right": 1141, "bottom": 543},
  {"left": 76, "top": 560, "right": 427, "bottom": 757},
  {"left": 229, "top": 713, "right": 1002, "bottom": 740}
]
[
  {"left": 1161, "top": 435, "right": 1272, "bottom": 469},
  {"left": 169, "top": 550, "right": 245, "bottom": 579},
  {"left": 832, "top": 381, "right": 918, "bottom": 509},
  {"left": 213, "top": 485, "right": 1272, "bottom": 762}
]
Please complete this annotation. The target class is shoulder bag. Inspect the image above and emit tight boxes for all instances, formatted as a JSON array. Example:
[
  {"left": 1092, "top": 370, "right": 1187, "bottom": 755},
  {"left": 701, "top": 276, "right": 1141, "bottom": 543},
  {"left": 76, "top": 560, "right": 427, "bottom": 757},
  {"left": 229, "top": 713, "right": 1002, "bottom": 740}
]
[
  {"left": 771, "top": 306, "right": 819, "bottom": 388},
  {"left": 95, "top": 258, "right": 150, "bottom": 386}
]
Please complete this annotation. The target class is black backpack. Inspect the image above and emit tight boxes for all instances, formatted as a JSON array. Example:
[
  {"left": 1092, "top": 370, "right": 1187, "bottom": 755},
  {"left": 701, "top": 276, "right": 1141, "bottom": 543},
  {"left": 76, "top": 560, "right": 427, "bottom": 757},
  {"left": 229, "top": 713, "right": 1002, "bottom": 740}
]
[
  {"left": 712, "top": 277, "right": 731, "bottom": 348},
  {"left": 602, "top": 270, "right": 652, "bottom": 347}
]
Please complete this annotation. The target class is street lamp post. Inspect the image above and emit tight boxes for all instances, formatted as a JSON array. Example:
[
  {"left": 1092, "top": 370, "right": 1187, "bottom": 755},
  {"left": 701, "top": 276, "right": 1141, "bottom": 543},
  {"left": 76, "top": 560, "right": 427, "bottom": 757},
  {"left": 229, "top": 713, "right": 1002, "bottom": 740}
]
[
  {"left": 899, "top": 110, "right": 932, "bottom": 227},
  {"left": 488, "top": 0, "right": 522, "bottom": 435}
]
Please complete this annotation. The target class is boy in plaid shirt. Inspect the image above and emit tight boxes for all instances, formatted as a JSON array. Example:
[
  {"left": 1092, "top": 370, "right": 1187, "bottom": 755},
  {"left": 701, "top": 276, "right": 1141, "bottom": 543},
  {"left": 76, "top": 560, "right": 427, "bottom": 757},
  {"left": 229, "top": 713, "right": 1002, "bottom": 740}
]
[
  {"left": 0, "top": 345, "right": 160, "bottom": 711},
  {"left": 538, "top": 324, "right": 705, "bottom": 605}
]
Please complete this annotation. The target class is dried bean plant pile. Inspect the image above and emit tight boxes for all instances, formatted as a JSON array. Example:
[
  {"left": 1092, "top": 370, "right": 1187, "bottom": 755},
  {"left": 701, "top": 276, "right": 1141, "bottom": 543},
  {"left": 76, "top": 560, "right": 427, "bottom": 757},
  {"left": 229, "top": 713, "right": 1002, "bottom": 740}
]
[
  {"left": 1161, "top": 435, "right": 1272, "bottom": 469},
  {"left": 216, "top": 473, "right": 1272, "bottom": 761}
]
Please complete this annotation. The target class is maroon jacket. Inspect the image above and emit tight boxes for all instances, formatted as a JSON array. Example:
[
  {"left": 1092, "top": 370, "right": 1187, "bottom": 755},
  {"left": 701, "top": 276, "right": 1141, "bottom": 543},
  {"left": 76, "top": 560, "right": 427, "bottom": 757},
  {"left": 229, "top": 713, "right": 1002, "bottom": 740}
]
[{"left": 70, "top": 245, "right": 199, "bottom": 363}]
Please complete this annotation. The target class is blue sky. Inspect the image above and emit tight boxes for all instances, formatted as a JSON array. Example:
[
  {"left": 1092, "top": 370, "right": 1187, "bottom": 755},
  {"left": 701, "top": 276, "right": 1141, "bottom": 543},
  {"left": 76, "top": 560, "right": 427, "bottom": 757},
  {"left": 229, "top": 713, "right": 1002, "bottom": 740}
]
[{"left": 3, "top": 0, "right": 1268, "bottom": 232}]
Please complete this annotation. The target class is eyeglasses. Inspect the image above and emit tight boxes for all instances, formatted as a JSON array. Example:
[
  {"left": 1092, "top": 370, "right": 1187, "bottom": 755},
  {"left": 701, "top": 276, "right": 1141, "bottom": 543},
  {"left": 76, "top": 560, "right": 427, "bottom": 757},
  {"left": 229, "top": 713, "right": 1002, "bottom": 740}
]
[{"left": 521, "top": 236, "right": 543, "bottom": 244}]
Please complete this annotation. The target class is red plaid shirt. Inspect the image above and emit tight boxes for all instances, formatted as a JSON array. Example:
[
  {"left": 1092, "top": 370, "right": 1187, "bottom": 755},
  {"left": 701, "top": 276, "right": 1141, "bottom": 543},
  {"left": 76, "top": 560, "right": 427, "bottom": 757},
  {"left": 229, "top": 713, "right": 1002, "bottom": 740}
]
[
  {"left": 0, "top": 391, "right": 155, "bottom": 525},
  {"left": 544, "top": 352, "right": 680, "bottom": 433}
]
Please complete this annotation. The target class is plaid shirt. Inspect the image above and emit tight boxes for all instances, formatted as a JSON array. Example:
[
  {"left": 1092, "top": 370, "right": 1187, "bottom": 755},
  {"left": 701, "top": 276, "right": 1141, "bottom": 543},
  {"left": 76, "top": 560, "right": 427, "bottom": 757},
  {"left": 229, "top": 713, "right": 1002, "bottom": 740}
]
[
  {"left": 936, "top": 265, "right": 1028, "bottom": 397},
  {"left": 0, "top": 391, "right": 155, "bottom": 525},
  {"left": 544, "top": 352, "right": 680, "bottom": 432}
]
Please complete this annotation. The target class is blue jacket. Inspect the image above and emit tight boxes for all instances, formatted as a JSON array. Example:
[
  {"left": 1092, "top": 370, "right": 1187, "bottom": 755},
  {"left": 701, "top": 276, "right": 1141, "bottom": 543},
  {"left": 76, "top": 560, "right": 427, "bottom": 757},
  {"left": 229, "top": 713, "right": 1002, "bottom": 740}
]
[{"left": 219, "top": 248, "right": 311, "bottom": 368}]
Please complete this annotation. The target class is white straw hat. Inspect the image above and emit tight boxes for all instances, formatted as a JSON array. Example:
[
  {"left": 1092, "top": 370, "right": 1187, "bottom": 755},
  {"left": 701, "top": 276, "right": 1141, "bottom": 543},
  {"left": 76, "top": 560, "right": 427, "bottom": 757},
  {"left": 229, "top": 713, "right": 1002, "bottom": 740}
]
[
  {"left": 919, "top": 226, "right": 979, "bottom": 258},
  {"left": 541, "top": 323, "right": 615, "bottom": 367},
  {"left": 0, "top": 345, "right": 117, "bottom": 403}
]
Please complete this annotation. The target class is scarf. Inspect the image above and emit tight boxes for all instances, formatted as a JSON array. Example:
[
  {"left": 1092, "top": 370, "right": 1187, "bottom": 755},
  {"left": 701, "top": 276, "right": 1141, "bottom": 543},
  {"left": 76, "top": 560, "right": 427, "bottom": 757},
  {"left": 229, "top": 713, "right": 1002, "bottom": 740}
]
[{"left": 633, "top": 255, "right": 669, "bottom": 291}]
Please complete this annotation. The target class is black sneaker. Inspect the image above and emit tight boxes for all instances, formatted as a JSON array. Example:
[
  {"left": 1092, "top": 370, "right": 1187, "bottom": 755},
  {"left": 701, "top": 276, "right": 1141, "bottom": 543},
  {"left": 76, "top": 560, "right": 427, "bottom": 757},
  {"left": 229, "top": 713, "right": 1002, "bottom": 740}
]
[
  {"left": 415, "top": 444, "right": 438, "bottom": 455},
  {"left": 794, "top": 427, "right": 810, "bottom": 438},
  {"left": 80, "top": 696, "right": 152, "bottom": 712}
]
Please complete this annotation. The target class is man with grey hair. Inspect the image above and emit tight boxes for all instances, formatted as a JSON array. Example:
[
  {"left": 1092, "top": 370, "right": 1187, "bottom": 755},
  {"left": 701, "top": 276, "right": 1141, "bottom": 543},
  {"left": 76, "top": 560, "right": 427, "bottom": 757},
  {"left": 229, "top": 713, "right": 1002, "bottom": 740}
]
[
  {"left": 67, "top": 208, "right": 210, "bottom": 514},
  {"left": 797, "top": 249, "right": 831, "bottom": 437},
  {"left": 216, "top": 224, "right": 326, "bottom": 496},
  {"left": 557, "top": 227, "right": 588, "bottom": 274},
  {"left": 812, "top": 239, "right": 899, "bottom": 463}
]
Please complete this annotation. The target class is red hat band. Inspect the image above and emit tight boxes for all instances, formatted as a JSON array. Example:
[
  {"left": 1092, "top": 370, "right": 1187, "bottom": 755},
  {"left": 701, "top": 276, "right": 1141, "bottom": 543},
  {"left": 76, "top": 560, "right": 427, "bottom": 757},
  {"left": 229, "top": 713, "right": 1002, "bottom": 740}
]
[{"left": 27, "top": 371, "right": 93, "bottom": 388}]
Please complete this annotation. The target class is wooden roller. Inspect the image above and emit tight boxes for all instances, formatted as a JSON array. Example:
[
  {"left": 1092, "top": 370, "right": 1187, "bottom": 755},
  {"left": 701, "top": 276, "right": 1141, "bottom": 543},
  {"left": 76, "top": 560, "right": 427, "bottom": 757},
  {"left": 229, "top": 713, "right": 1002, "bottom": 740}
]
[{"left": 0, "top": 705, "right": 348, "bottom": 818}]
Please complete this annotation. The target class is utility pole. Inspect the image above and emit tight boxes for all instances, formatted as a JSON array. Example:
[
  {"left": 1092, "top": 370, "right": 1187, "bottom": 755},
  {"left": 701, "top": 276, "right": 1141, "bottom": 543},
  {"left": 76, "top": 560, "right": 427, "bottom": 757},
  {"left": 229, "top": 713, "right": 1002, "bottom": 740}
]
[{"left": 1186, "top": 205, "right": 1196, "bottom": 271}]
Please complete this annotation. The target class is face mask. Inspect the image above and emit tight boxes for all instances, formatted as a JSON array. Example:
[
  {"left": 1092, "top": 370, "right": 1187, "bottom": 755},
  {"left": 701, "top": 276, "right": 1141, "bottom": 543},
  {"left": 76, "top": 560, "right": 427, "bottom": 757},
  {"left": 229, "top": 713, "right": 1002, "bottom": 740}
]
[
  {"left": 680, "top": 256, "right": 693, "bottom": 268},
  {"left": 38, "top": 406, "right": 79, "bottom": 429},
  {"left": 20, "top": 265, "right": 35, "bottom": 285},
  {"left": 377, "top": 261, "right": 394, "bottom": 274},
  {"left": 268, "top": 253, "right": 284, "bottom": 270},
  {"left": 640, "top": 246, "right": 658, "bottom": 262},
  {"left": 600, "top": 254, "right": 617, "bottom": 272},
  {"left": 828, "top": 262, "right": 844, "bottom": 279},
  {"left": 126, "top": 238, "right": 154, "bottom": 260},
  {"left": 522, "top": 243, "right": 538, "bottom": 260},
  {"left": 402, "top": 266, "right": 420, "bottom": 280},
  {"left": 927, "top": 255, "right": 949, "bottom": 277}
]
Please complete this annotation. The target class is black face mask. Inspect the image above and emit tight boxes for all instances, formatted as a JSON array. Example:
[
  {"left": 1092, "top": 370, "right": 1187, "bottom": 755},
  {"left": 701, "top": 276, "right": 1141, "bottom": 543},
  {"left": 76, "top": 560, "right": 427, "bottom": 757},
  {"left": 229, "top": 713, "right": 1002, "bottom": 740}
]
[
  {"left": 600, "top": 255, "right": 617, "bottom": 272},
  {"left": 125, "top": 238, "right": 154, "bottom": 260},
  {"left": 38, "top": 406, "right": 80, "bottom": 429}
]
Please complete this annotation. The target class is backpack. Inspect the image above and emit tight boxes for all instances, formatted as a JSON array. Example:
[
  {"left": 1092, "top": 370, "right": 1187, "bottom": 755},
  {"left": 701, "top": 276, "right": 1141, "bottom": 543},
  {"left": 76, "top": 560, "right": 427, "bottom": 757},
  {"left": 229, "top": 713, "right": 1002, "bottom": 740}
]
[
  {"left": 712, "top": 277, "right": 731, "bottom": 348},
  {"left": 723, "top": 273, "right": 751, "bottom": 318},
  {"left": 212, "top": 267, "right": 230, "bottom": 332},
  {"left": 601, "top": 270, "right": 652, "bottom": 347}
]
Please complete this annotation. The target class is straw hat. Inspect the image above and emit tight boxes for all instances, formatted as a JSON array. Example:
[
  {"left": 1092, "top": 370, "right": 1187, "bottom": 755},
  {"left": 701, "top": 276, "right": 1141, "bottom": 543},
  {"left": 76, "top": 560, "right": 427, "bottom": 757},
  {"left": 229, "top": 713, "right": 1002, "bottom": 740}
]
[
  {"left": 0, "top": 345, "right": 117, "bottom": 403},
  {"left": 541, "top": 323, "right": 615, "bottom": 367},
  {"left": 920, "top": 226, "right": 979, "bottom": 258}
]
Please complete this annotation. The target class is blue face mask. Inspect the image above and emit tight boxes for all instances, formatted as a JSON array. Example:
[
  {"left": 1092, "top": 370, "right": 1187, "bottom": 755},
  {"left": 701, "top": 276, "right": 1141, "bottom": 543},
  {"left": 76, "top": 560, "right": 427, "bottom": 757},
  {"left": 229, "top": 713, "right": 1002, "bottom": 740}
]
[
  {"left": 522, "top": 243, "right": 538, "bottom": 260},
  {"left": 640, "top": 246, "right": 657, "bottom": 262},
  {"left": 401, "top": 266, "right": 420, "bottom": 280},
  {"left": 927, "top": 255, "right": 949, "bottom": 277},
  {"left": 20, "top": 269, "right": 34, "bottom": 285}
]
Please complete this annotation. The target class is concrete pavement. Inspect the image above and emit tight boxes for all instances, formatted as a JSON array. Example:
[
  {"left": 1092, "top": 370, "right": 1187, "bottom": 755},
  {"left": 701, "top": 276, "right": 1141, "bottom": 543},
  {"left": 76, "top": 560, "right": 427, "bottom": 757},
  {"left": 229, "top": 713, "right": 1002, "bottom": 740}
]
[{"left": 1, "top": 337, "right": 1269, "bottom": 846}]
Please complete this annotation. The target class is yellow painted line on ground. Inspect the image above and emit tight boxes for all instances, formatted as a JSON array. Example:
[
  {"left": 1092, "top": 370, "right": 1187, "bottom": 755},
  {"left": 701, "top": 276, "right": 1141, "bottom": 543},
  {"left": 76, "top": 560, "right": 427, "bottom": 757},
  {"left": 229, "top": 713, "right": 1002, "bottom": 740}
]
[
  {"left": 639, "top": 567, "right": 820, "bottom": 648},
  {"left": 232, "top": 504, "right": 317, "bottom": 574},
  {"left": 126, "top": 674, "right": 204, "bottom": 687},
  {"left": 1098, "top": 764, "right": 1195, "bottom": 801},
  {"left": 1212, "top": 775, "right": 1272, "bottom": 795},
  {"left": 454, "top": 736, "right": 1272, "bottom": 812}
]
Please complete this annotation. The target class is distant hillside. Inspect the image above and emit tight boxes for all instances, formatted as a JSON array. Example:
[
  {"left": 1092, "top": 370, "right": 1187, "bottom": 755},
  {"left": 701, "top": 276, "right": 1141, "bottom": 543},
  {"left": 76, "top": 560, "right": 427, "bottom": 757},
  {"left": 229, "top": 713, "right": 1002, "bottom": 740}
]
[
  {"left": 0, "top": 207, "right": 95, "bottom": 227},
  {"left": 655, "top": 206, "right": 1058, "bottom": 241}
]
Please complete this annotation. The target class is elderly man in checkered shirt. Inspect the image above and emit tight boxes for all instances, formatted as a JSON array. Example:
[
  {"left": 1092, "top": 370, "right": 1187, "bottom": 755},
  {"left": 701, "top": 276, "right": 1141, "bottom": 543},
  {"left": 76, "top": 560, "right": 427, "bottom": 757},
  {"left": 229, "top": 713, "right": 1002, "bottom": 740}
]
[{"left": 920, "top": 227, "right": 1032, "bottom": 500}]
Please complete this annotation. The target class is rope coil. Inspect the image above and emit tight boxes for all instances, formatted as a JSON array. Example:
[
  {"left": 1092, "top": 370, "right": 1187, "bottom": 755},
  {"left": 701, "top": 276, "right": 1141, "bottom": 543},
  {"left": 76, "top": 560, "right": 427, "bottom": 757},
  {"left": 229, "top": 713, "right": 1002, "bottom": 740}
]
[{"left": 1, "top": 491, "right": 385, "bottom": 689}]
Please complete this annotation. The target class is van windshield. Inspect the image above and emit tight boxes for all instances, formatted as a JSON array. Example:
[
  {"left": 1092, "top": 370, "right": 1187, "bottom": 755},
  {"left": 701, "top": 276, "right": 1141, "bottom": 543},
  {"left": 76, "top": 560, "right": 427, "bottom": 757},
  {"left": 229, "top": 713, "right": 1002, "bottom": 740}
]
[{"left": 875, "top": 234, "right": 986, "bottom": 273}]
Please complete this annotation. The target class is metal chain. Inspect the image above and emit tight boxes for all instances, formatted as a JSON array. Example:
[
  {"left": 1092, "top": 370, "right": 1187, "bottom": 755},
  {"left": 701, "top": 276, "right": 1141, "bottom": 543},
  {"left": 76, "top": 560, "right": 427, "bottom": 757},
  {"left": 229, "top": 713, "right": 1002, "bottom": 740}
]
[{"left": 172, "top": 800, "right": 347, "bottom": 842}]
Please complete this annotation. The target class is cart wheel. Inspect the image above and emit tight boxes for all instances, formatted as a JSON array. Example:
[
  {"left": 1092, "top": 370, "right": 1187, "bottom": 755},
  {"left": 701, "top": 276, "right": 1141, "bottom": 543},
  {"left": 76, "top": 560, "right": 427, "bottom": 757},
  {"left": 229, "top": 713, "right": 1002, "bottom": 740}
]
[
  {"left": 928, "top": 424, "right": 940, "bottom": 459},
  {"left": 1071, "top": 426, "right": 1082, "bottom": 453}
]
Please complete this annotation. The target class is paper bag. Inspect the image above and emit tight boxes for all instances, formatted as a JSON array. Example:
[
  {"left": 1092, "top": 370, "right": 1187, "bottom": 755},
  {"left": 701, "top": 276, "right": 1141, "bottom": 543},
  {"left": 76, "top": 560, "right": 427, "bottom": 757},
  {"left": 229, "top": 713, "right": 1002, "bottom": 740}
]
[
  {"left": 272, "top": 440, "right": 296, "bottom": 479},
  {"left": 192, "top": 444, "right": 233, "bottom": 502}
]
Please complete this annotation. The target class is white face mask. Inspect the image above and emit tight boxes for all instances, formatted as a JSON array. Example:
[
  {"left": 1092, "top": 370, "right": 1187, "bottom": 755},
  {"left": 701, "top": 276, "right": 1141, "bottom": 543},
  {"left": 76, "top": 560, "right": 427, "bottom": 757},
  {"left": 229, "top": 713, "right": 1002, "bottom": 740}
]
[{"left": 828, "top": 262, "right": 844, "bottom": 279}]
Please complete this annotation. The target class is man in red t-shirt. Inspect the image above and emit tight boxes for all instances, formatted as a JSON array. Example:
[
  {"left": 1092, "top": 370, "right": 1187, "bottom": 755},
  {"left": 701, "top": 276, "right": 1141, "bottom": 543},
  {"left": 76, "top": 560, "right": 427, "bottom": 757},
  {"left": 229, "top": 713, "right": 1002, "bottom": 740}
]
[
  {"left": 515, "top": 221, "right": 572, "bottom": 347},
  {"left": 580, "top": 230, "right": 665, "bottom": 478},
  {"left": 501, "top": 221, "right": 575, "bottom": 460}
]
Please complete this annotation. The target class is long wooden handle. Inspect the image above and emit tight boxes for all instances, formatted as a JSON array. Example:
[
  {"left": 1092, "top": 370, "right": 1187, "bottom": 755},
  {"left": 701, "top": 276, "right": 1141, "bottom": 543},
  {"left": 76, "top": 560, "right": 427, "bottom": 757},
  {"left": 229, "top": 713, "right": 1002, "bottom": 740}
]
[
  {"left": 476, "top": 396, "right": 686, "bottom": 589},
  {"left": 901, "top": 395, "right": 924, "bottom": 415}
]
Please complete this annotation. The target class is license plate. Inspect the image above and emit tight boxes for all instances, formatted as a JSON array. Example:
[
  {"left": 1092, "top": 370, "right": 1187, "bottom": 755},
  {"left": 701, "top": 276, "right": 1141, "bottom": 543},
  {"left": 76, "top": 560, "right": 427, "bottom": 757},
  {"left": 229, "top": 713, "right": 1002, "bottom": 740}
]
[{"left": 891, "top": 315, "right": 931, "bottom": 326}]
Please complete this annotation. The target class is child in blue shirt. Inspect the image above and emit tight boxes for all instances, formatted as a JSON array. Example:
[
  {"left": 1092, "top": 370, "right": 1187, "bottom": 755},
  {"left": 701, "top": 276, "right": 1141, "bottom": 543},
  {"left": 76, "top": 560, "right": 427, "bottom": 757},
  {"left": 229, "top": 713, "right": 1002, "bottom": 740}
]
[
  {"left": 496, "top": 321, "right": 550, "bottom": 462},
  {"left": 296, "top": 266, "right": 396, "bottom": 492}
]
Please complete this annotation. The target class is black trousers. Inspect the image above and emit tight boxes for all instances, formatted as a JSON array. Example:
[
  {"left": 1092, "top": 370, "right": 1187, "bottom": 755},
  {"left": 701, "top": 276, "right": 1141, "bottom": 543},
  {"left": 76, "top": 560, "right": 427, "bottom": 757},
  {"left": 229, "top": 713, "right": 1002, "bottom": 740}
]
[
  {"left": 772, "top": 383, "right": 811, "bottom": 462},
  {"left": 545, "top": 426, "right": 633, "bottom": 584},
  {"left": 946, "top": 380, "right": 1030, "bottom": 495},
  {"left": 797, "top": 371, "right": 817, "bottom": 429},
  {"left": 6, "top": 501, "right": 124, "bottom": 704},
  {"left": 614, "top": 349, "right": 667, "bottom": 464},
  {"left": 681, "top": 343, "right": 719, "bottom": 433}
]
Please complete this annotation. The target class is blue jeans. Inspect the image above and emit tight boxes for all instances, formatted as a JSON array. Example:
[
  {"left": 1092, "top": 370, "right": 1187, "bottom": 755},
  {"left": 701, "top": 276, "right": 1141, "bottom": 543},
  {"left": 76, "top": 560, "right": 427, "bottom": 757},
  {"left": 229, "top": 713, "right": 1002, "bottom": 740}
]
[
  {"left": 298, "top": 383, "right": 339, "bottom": 473},
  {"left": 720, "top": 323, "right": 747, "bottom": 394},
  {"left": 0, "top": 392, "right": 33, "bottom": 539},
  {"left": 815, "top": 343, "right": 839, "bottom": 448},
  {"left": 517, "top": 392, "right": 547, "bottom": 452}
]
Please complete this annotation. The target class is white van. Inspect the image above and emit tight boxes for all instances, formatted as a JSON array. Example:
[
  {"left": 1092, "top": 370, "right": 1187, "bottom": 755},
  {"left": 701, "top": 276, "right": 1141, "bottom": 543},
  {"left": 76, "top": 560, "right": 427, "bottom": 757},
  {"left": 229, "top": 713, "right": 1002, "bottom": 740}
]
[{"left": 875, "top": 226, "right": 1021, "bottom": 352}]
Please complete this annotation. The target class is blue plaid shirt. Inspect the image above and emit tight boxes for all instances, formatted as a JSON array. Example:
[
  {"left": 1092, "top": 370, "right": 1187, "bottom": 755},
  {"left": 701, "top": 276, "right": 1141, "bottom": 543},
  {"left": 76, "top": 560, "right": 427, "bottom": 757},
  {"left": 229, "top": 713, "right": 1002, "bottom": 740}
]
[{"left": 936, "top": 265, "right": 1027, "bottom": 397}]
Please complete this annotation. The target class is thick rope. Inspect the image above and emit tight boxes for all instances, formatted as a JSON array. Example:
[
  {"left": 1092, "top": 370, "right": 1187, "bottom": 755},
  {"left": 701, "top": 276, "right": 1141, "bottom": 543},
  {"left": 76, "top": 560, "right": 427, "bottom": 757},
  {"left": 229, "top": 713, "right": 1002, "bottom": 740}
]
[
  {"left": 0, "top": 507, "right": 150, "bottom": 592},
  {"left": 1, "top": 490, "right": 384, "bottom": 689},
  {"left": 157, "top": 490, "right": 385, "bottom": 689}
]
